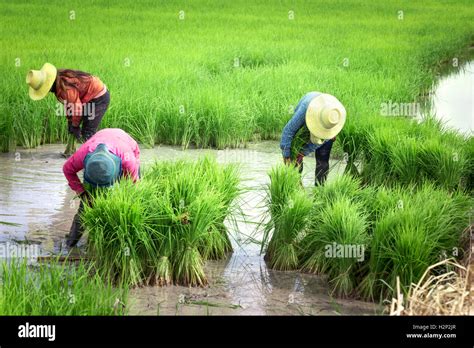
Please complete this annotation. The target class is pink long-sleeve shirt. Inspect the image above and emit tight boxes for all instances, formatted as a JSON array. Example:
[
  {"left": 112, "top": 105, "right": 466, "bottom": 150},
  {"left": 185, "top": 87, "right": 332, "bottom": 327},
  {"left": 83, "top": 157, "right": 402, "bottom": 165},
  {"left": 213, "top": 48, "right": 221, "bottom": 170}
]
[{"left": 63, "top": 128, "right": 140, "bottom": 194}]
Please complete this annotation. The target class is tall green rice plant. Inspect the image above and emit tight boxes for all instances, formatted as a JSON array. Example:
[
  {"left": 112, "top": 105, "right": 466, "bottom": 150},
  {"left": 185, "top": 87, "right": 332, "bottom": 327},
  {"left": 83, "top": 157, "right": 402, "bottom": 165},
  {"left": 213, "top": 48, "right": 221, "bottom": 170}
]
[{"left": 0, "top": 260, "right": 128, "bottom": 315}]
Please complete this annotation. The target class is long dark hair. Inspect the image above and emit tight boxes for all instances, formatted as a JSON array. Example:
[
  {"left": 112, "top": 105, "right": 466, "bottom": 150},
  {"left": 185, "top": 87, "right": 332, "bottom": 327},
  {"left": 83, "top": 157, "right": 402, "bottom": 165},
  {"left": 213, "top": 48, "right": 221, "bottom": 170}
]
[{"left": 54, "top": 69, "right": 92, "bottom": 95}]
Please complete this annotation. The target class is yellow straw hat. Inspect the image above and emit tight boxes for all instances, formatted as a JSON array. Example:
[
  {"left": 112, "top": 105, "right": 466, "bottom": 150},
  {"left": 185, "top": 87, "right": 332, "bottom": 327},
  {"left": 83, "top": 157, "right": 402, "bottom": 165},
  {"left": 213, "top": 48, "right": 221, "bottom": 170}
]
[
  {"left": 26, "top": 63, "right": 57, "bottom": 100},
  {"left": 306, "top": 93, "right": 346, "bottom": 143}
]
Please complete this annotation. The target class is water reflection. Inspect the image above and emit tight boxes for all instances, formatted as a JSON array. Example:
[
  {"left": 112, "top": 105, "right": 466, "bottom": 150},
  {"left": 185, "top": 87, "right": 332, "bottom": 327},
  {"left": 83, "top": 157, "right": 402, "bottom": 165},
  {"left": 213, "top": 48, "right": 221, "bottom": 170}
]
[{"left": 428, "top": 61, "right": 473, "bottom": 135}]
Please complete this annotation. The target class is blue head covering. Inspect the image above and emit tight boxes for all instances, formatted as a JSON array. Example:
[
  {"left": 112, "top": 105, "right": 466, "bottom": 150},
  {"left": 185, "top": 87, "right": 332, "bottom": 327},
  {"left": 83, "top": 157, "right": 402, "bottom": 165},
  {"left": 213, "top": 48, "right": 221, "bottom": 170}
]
[{"left": 83, "top": 144, "right": 122, "bottom": 188}]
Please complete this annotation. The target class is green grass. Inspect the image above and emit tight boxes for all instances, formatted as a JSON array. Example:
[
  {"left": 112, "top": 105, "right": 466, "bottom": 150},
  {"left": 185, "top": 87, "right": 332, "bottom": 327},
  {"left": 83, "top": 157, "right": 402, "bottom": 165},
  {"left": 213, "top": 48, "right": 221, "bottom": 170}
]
[
  {"left": 1, "top": 1, "right": 472, "bottom": 172},
  {"left": 0, "top": 259, "right": 128, "bottom": 315},
  {"left": 81, "top": 156, "right": 240, "bottom": 287}
]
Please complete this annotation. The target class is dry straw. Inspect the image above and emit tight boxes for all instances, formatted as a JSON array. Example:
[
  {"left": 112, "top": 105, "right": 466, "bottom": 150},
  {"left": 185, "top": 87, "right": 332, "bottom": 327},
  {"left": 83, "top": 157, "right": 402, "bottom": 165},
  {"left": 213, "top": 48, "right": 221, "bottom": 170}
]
[{"left": 390, "top": 259, "right": 470, "bottom": 315}]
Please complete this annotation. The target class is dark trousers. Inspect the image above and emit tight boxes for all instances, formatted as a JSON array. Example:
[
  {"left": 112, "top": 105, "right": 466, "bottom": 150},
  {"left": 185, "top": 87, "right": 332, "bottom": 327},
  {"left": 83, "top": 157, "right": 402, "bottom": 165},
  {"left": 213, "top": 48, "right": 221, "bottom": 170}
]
[
  {"left": 81, "top": 91, "right": 110, "bottom": 141},
  {"left": 315, "top": 140, "right": 333, "bottom": 186},
  {"left": 68, "top": 200, "right": 85, "bottom": 247}
]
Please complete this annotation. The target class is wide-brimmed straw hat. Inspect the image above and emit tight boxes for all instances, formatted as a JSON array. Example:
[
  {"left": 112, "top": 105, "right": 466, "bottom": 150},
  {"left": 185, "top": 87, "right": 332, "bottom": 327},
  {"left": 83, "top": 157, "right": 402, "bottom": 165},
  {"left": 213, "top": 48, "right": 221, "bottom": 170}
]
[
  {"left": 26, "top": 63, "right": 57, "bottom": 100},
  {"left": 306, "top": 93, "right": 346, "bottom": 143},
  {"left": 83, "top": 144, "right": 122, "bottom": 188}
]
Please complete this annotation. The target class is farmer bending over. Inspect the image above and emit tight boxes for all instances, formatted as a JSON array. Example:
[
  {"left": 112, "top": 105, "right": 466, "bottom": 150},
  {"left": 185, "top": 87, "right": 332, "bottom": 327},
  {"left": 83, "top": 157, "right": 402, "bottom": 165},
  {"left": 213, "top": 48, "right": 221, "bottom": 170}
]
[
  {"left": 26, "top": 63, "right": 110, "bottom": 144},
  {"left": 280, "top": 92, "right": 346, "bottom": 185},
  {"left": 63, "top": 128, "right": 140, "bottom": 247}
]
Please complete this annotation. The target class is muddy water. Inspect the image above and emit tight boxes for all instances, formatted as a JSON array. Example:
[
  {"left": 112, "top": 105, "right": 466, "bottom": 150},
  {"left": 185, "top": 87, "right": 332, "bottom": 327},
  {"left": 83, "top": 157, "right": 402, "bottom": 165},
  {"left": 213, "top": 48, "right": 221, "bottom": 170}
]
[
  {"left": 426, "top": 61, "right": 473, "bottom": 135},
  {"left": 0, "top": 142, "right": 379, "bottom": 315}
]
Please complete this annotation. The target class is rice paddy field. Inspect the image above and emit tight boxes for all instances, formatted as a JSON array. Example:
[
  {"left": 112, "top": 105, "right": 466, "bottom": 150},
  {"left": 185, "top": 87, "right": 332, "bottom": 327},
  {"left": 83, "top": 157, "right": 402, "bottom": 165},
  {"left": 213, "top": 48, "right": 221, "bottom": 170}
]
[{"left": 0, "top": 0, "right": 473, "bottom": 318}]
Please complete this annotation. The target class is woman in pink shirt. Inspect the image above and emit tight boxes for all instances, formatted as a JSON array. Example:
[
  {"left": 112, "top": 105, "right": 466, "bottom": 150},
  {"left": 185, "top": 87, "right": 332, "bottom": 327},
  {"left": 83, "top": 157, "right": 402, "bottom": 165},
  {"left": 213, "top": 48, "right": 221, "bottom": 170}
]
[{"left": 63, "top": 128, "right": 140, "bottom": 247}]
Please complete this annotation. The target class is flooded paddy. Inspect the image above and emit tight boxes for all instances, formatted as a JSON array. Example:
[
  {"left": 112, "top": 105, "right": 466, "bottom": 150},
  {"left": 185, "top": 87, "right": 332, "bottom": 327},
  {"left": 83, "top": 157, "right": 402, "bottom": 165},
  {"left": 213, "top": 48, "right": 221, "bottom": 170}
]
[
  {"left": 1, "top": 59, "right": 472, "bottom": 315},
  {"left": 421, "top": 61, "right": 473, "bottom": 135},
  {"left": 0, "top": 142, "right": 378, "bottom": 315}
]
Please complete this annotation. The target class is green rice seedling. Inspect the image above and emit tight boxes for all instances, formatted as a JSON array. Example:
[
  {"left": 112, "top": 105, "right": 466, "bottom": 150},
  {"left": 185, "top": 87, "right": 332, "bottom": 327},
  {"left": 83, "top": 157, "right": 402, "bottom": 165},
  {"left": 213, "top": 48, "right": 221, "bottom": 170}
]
[
  {"left": 419, "top": 139, "right": 467, "bottom": 190},
  {"left": 147, "top": 157, "right": 240, "bottom": 259},
  {"left": 262, "top": 164, "right": 303, "bottom": 257},
  {"left": 82, "top": 180, "right": 161, "bottom": 287},
  {"left": 64, "top": 134, "right": 76, "bottom": 156},
  {"left": 300, "top": 197, "right": 369, "bottom": 297},
  {"left": 355, "top": 184, "right": 405, "bottom": 230},
  {"left": 0, "top": 259, "right": 128, "bottom": 315},
  {"left": 312, "top": 174, "right": 363, "bottom": 206},
  {"left": 173, "top": 190, "right": 226, "bottom": 285},
  {"left": 266, "top": 190, "right": 312, "bottom": 271},
  {"left": 82, "top": 157, "right": 240, "bottom": 287},
  {"left": 265, "top": 164, "right": 302, "bottom": 218},
  {"left": 358, "top": 183, "right": 472, "bottom": 300},
  {"left": 464, "top": 137, "right": 474, "bottom": 192},
  {"left": 389, "top": 138, "right": 422, "bottom": 186},
  {"left": 337, "top": 117, "right": 374, "bottom": 176},
  {"left": 361, "top": 127, "right": 396, "bottom": 186},
  {"left": 289, "top": 127, "right": 311, "bottom": 161}
]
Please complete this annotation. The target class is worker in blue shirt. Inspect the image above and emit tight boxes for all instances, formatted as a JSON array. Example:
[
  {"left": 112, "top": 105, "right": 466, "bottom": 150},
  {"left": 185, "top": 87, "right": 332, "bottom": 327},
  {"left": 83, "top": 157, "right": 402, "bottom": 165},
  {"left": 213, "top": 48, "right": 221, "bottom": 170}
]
[{"left": 280, "top": 92, "right": 346, "bottom": 185}]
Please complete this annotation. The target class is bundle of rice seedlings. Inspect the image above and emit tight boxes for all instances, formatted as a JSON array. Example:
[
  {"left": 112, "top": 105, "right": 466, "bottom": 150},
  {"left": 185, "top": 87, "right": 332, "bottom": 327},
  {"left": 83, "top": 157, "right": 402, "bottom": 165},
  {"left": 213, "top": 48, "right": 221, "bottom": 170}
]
[
  {"left": 202, "top": 163, "right": 241, "bottom": 256},
  {"left": 82, "top": 156, "right": 240, "bottom": 287},
  {"left": 63, "top": 134, "right": 76, "bottom": 156},
  {"left": 337, "top": 118, "right": 371, "bottom": 176},
  {"left": 390, "top": 259, "right": 469, "bottom": 315},
  {"left": 262, "top": 164, "right": 303, "bottom": 258},
  {"left": 312, "top": 174, "right": 363, "bottom": 205},
  {"left": 389, "top": 138, "right": 422, "bottom": 186},
  {"left": 0, "top": 259, "right": 128, "bottom": 315},
  {"left": 300, "top": 197, "right": 369, "bottom": 297},
  {"left": 147, "top": 157, "right": 240, "bottom": 258},
  {"left": 173, "top": 190, "right": 226, "bottom": 286},
  {"left": 265, "top": 164, "right": 302, "bottom": 220},
  {"left": 82, "top": 180, "right": 160, "bottom": 286},
  {"left": 419, "top": 139, "right": 467, "bottom": 191},
  {"left": 362, "top": 119, "right": 470, "bottom": 190},
  {"left": 361, "top": 127, "right": 395, "bottom": 185},
  {"left": 359, "top": 184, "right": 472, "bottom": 300},
  {"left": 265, "top": 190, "right": 312, "bottom": 271}
]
